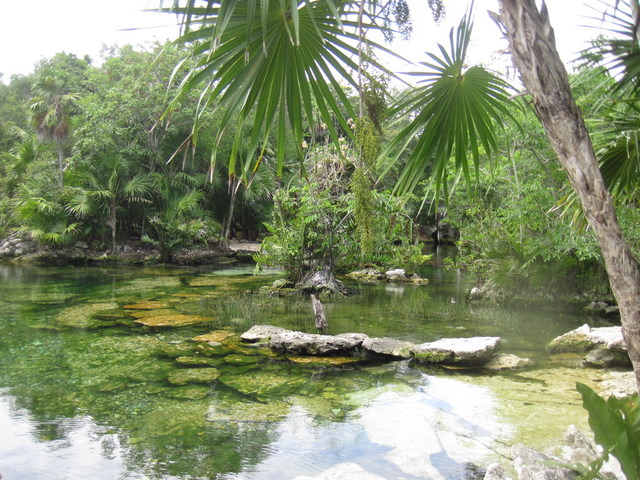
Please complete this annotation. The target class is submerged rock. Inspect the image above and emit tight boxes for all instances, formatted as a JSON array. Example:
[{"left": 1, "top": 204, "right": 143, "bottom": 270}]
[
  {"left": 219, "top": 369, "right": 306, "bottom": 397},
  {"left": 192, "top": 330, "right": 236, "bottom": 343},
  {"left": 124, "top": 301, "right": 169, "bottom": 310},
  {"left": 411, "top": 337, "right": 501, "bottom": 367},
  {"left": 270, "top": 331, "right": 361, "bottom": 356},
  {"left": 208, "top": 399, "right": 291, "bottom": 423},
  {"left": 583, "top": 346, "right": 631, "bottom": 368},
  {"left": 241, "top": 325, "right": 291, "bottom": 343},
  {"left": 484, "top": 353, "right": 534, "bottom": 371},
  {"left": 287, "top": 356, "right": 363, "bottom": 367},
  {"left": 134, "top": 314, "right": 211, "bottom": 327},
  {"left": 167, "top": 367, "right": 220, "bottom": 385},
  {"left": 55, "top": 302, "right": 120, "bottom": 328},
  {"left": 361, "top": 337, "right": 414, "bottom": 359}
]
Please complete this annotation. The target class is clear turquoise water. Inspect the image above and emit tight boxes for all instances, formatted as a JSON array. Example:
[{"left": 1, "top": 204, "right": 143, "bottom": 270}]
[{"left": 0, "top": 256, "right": 611, "bottom": 480}]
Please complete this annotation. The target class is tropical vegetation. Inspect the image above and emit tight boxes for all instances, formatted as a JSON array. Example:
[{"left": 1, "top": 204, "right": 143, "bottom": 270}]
[{"left": 1, "top": 1, "right": 640, "bottom": 385}]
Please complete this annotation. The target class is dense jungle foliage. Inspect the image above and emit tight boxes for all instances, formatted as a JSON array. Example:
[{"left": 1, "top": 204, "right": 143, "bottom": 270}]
[{"left": 0, "top": 34, "right": 636, "bottom": 297}]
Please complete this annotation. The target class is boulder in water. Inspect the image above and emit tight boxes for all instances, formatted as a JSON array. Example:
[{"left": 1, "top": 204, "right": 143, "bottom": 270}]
[{"left": 411, "top": 337, "right": 501, "bottom": 366}]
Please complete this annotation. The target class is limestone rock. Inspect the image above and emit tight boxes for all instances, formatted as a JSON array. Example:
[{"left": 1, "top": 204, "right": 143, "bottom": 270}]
[
  {"left": 598, "top": 371, "right": 638, "bottom": 398},
  {"left": 361, "top": 336, "right": 414, "bottom": 359},
  {"left": 336, "top": 332, "right": 369, "bottom": 345},
  {"left": 411, "top": 337, "right": 501, "bottom": 366},
  {"left": 583, "top": 346, "right": 631, "bottom": 368},
  {"left": 512, "top": 444, "right": 577, "bottom": 480},
  {"left": 241, "top": 325, "right": 291, "bottom": 343},
  {"left": 269, "top": 331, "right": 360, "bottom": 356},
  {"left": 483, "top": 463, "right": 511, "bottom": 480},
  {"left": 385, "top": 268, "right": 406, "bottom": 280},
  {"left": 546, "top": 324, "right": 626, "bottom": 354},
  {"left": 484, "top": 353, "right": 534, "bottom": 371}
]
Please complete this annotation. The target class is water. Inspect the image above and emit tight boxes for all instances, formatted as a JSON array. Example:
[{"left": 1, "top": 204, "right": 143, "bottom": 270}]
[{"left": 0, "top": 257, "right": 617, "bottom": 479}]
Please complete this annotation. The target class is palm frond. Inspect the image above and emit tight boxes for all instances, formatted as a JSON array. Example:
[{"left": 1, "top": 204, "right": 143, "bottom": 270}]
[{"left": 383, "top": 5, "right": 512, "bottom": 198}]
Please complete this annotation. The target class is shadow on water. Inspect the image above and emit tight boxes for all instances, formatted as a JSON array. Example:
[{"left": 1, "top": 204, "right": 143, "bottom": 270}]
[{"left": 0, "top": 254, "right": 612, "bottom": 479}]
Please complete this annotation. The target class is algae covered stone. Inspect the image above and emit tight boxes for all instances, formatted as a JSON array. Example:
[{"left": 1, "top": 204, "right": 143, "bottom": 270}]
[
  {"left": 546, "top": 324, "right": 626, "bottom": 354},
  {"left": 55, "top": 302, "right": 120, "bottom": 328},
  {"left": 175, "top": 356, "right": 225, "bottom": 367},
  {"left": 167, "top": 367, "right": 220, "bottom": 385},
  {"left": 135, "top": 314, "right": 211, "bottom": 327},
  {"left": 484, "top": 353, "right": 534, "bottom": 371},
  {"left": 287, "top": 356, "right": 363, "bottom": 367},
  {"left": 223, "top": 354, "right": 262, "bottom": 366},
  {"left": 219, "top": 369, "right": 307, "bottom": 397},
  {"left": 192, "top": 331, "right": 236, "bottom": 343},
  {"left": 208, "top": 400, "right": 291, "bottom": 423},
  {"left": 124, "top": 301, "right": 169, "bottom": 310}
]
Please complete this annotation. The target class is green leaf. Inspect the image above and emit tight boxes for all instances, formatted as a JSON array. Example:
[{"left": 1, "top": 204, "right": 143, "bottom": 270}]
[{"left": 577, "top": 382, "right": 640, "bottom": 480}]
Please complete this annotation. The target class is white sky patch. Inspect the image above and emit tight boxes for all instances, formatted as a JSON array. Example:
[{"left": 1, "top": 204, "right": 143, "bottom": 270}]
[{"left": 0, "top": 0, "right": 610, "bottom": 83}]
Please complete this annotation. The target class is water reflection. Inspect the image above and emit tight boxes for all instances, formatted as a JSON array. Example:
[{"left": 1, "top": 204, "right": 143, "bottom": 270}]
[{"left": 0, "top": 261, "right": 603, "bottom": 479}]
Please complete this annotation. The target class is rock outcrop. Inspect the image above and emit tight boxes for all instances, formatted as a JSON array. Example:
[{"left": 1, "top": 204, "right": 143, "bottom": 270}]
[
  {"left": 484, "top": 425, "right": 624, "bottom": 480},
  {"left": 546, "top": 324, "right": 631, "bottom": 368},
  {"left": 411, "top": 337, "right": 502, "bottom": 367},
  {"left": 345, "top": 268, "right": 429, "bottom": 285},
  {"left": 240, "top": 325, "right": 292, "bottom": 344},
  {"left": 240, "top": 325, "right": 509, "bottom": 368},
  {"left": 547, "top": 324, "right": 626, "bottom": 354},
  {"left": 269, "top": 331, "right": 364, "bottom": 356},
  {"left": 362, "top": 336, "right": 414, "bottom": 359}
]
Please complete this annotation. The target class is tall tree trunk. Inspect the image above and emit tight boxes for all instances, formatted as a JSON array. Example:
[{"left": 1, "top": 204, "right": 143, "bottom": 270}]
[
  {"left": 223, "top": 185, "right": 238, "bottom": 239},
  {"left": 497, "top": 0, "right": 640, "bottom": 391},
  {"left": 108, "top": 199, "right": 117, "bottom": 253},
  {"left": 56, "top": 143, "right": 65, "bottom": 187}
]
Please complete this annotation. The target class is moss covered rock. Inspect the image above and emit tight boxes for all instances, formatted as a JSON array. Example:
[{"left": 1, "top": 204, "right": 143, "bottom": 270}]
[
  {"left": 167, "top": 368, "right": 220, "bottom": 385},
  {"left": 135, "top": 314, "right": 211, "bottom": 327}
]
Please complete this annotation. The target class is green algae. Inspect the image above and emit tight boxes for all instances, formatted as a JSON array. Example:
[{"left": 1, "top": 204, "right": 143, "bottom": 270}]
[
  {"left": 135, "top": 314, "right": 212, "bottom": 327},
  {"left": 167, "top": 368, "right": 221, "bottom": 385},
  {"left": 55, "top": 302, "right": 121, "bottom": 328},
  {"left": 208, "top": 399, "right": 291, "bottom": 423},
  {"left": 0, "top": 262, "right": 625, "bottom": 480},
  {"left": 219, "top": 368, "right": 307, "bottom": 397},
  {"left": 176, "top": 356, "right": 225, "bottom": 367}
]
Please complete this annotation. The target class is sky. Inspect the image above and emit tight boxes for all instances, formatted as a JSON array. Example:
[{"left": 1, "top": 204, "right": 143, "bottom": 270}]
[{"left": 0, "top": 0, "right": 606, "bottom": 84}]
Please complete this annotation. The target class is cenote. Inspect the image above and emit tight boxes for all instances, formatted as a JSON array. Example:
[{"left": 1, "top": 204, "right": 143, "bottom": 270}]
[{"left": 0, "top": 252, "right": 620, "bottom": 480}]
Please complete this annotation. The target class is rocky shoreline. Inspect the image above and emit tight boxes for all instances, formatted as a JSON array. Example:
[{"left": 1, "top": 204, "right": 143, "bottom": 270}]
[{"left": 0, "top": 236, "right": 260, "bottom": 266}]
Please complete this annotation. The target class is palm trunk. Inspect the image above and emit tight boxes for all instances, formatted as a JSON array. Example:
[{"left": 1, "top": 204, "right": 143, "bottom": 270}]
[
  {"left": 56, "top": 144, "right": 64, "bottom": 187},
  {"left": 223, "top": 183, "right": 239, "bottom": 239},
  {"left": 108, "top": 199, "right": 117, "bottom": 253},
  {"left": 497, "top": 0, "right": 640, "bottom": 391}
]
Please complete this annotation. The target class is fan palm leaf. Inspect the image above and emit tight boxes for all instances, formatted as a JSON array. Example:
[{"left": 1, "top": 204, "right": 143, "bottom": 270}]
[
  {"left": 383, "top": 6, "right": 512, "bottom": 198},
  {"left": 159, "top": 1, "right": 392, "bottom": 178}
]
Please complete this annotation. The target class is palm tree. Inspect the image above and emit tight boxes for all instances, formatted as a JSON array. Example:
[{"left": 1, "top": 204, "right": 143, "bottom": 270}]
[
  {"left": 29, "top": 75, "right": 81, "bottom": 186},
  {"left": 67, "top": 155, "right": 153, "bottom": 252}
]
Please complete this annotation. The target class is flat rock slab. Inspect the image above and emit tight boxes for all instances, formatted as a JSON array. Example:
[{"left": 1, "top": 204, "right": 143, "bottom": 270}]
[
  {"left": 269, "top": 331, "right": 361, "bottom": 356},
  {"left": 411, "top": 337, "right": 501, "bottom": 366},
  {"left": 547, "top": 324, "right": 626, "bottom": 354},
  {"left": 241, "top": 325, "right": 291, "bottom": 343},
  {"left": 361, "top": 337, "right": 414, "bottom": 359}
]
